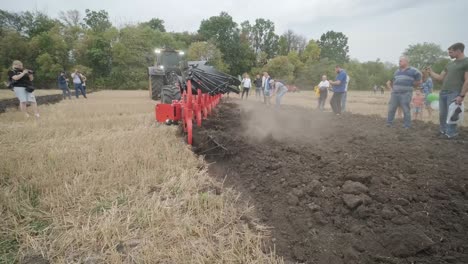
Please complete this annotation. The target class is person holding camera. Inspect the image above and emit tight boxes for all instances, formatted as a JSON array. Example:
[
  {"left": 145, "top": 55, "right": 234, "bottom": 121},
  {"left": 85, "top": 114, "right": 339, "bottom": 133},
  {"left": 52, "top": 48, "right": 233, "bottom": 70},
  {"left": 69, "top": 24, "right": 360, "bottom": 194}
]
[
  {"left": 58, "top": 71, "right": 71, "bottom": 100},
  {"left": 7, "top": 60, "right": 39, "bottom": 118},
  {"left": 71, "top": 69, "right": 87, "bottom": 99}
]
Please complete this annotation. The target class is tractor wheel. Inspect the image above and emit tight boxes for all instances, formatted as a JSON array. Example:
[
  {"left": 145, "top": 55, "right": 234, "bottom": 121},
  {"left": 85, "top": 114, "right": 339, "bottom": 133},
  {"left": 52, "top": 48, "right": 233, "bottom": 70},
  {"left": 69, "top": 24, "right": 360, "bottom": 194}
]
[
  {"left": 161, "top": 85, "right": 181, "bottom": 104},
  {"left": 151, "top": 75, "right": 164, "bottom": 100}
]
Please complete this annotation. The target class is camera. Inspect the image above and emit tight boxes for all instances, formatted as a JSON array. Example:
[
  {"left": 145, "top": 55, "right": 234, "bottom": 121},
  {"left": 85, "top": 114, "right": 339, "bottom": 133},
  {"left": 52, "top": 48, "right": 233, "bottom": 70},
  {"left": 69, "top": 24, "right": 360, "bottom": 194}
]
[{"left": 14, "top": 68, "right": 34, "bottom": 74}]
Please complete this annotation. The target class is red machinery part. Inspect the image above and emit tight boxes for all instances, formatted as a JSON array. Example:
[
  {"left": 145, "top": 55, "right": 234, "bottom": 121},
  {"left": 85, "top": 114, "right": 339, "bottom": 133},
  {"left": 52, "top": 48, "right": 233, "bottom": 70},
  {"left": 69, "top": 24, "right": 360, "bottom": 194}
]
[{"left": 155, "top": 80, "right": 222, "bottom": 145}]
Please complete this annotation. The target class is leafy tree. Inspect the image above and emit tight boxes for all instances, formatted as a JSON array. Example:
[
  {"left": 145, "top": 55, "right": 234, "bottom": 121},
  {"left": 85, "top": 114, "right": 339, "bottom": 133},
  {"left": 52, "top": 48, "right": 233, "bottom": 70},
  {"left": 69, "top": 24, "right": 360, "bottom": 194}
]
[
  {"left": 22, "top": 11, "right": 59, "bottom": 38},
  {"left": 250, "top": 18, "right": 278, "bottom": 59},
  {"left": 35, "top": 53, "right": 62, "bottom": 81},
  {"left": 0, "top": 31, "right": 30, "bottom": 68},
  {"left": 264, "top": 56, "right": 295, "bottom": 82},
  {"left": 318, "top": 30, "right": 349, "bottom": 64},
  {"left": 280, "top": 30, "right": 307, "bottom": 54},
  {"left": 142, "top": 18, "right": 166, "bottom": 32},
  {"left": 296, "top": 58, "right": 335, "bottom": 89},
  {"left": 29, "top": 25, "right": 68, "bottom": 76},
  {"left": 171, "top": 31, "right": 201, "bottom": 49},
  {"left": 198, "top": 12, "right": 254, "bottom": 75},
  {"left": 403, "top": 42, "right": 446, "bottom": 69},
  {"left": 58, "top": 10, "right": 81, "bottom": 27},
  {"left": 83, "top": 9, "right": 112, "bottom": 32},
  {"left": 187, "top": 41, "right": 228, "bottom": 72},
  {"left": 287, "top": 51, "right": 304, "bottom": 81},
  {"left": 301, "top": 40, "right": 321, "bottom": 63},
  {"left": 0, "top": 10, "right": 24, "bottom": 34}
]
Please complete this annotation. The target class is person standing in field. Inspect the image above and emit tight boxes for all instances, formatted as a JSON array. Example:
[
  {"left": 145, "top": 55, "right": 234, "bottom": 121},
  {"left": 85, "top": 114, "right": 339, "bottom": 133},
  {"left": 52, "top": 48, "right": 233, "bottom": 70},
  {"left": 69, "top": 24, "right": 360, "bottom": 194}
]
[
  {"left": 341, "top": 75, "right": 350, "bottom": 112},
  {"left": 240, "top": 73, "right": 251, "bottom": 100},
  {"left": 428, "top": 42, "right": 468, "bottom": 139},
  {"left": 81, "top": 74, "right": 87, "bottom": 94},
  {"left": 411, "top": 89, "right": 425, "bottom": 120},
  {"left": 71, "top": 69, "right": 87, "bottom": 99},
  {"left": 263, "top": 72, "right": 271, "bottom": 105},
  {"left": 317, "top": 75, "right": 330, "bottom": 111},
  {"left": 254, "top": 74, "right": 263, "bottom": 100},
  {"left": 373, "top": 85, "right": 378, "bottom": 94},
  {"left": 8, "top": 60, "right": 40, "bottom": 118},
  {"left": 270, "top": 79, "right": 288, "bottom": 109},
  {"left": 421, "top": 71, "right": 433, "bottom": 118},
  {"left": 328, "top": 65, "right": 348, "bottom": 115},
  {"left": 386, "top": 56, "right": 422, "bottom": 128},
  {"left": 58, "top": 71, "right": 71, "bottom": 100}
]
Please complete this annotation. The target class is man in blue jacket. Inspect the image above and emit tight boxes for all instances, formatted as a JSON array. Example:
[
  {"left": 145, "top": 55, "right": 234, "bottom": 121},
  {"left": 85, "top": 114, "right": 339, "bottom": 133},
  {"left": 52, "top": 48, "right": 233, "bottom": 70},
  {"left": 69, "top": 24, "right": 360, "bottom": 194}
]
[
  {"left": 58, "top": 71, "right": 71, "bottom": 100},
  {"left": 328, "top": 65, "right": 348, "bottom": 115}
]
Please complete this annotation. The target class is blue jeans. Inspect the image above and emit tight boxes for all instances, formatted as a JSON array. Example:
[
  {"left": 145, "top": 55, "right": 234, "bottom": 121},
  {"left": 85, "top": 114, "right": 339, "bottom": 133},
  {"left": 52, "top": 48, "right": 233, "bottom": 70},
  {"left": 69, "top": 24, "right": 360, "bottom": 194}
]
[
  {"left": 341, "top": 91, "right": 347, "bottom": 112},
  {"left": 439, "top": 90, "right": 459, "bottom": 136},
  {"left": 74, "top": 83, "right": 86, "bottom": 98},
  {"left": 275, "top": 89, "right": 287, "bottom": 108},
  {"left": 61, "top": 87, "right": 71, "bottom": 99},
  {"left": 387, "top": 91, "right": 412, "bottom": 128}
]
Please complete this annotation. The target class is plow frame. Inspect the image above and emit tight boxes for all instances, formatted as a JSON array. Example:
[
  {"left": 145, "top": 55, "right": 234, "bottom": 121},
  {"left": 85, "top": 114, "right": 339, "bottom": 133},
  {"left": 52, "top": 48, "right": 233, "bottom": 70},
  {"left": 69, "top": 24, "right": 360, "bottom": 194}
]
[{"left": 155, "top": 80, "right": 222, "bottom": 145}]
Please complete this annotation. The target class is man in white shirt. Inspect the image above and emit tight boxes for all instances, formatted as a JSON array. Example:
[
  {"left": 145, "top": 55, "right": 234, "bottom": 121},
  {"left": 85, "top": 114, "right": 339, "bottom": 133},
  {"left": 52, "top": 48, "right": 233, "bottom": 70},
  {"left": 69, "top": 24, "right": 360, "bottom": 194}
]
[
  {"left": 317, "top": 75, "right": 330, "bottom": 111},
  {"left": 241, "top": 74, "right": 251, "bottom": 100},
  {"left": 71, "top": 69, "right": 87, "bottom": 99}
]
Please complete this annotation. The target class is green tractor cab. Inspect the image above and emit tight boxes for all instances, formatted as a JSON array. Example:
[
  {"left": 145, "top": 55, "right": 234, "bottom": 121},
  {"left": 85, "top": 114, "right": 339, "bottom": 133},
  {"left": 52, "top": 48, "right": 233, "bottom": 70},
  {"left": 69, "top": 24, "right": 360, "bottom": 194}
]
[{"left": 148, "top": 48, "right": 186, "bottom": 102}]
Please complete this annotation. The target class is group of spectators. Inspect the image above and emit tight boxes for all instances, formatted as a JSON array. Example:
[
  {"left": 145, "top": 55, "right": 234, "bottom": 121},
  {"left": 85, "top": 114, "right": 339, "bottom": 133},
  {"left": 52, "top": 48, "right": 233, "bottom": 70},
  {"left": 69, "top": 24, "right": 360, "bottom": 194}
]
[
  {"left": 57, "top": 69, "right": 88, "bottom": 100},
  {"left": 240, "top": 72, "right": 288, "bottom": 108},
  {"left": 237, "top": 42, "right": 467, "bottom": 139},
  {"left": 386, "top": 42, "right": 468, "bottom": 139},
  {"left": 315, "top": 65, "right": 350, "bottom": 115},
  {"left": 6, "top": 60, "right": 89, "bottom": 118}
]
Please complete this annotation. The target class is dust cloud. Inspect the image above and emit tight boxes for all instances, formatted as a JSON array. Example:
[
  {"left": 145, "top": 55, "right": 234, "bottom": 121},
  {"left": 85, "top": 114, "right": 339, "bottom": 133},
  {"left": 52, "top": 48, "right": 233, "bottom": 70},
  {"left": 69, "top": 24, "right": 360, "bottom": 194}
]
[{"left": 237, "top": 100, "right": 332, "bottom": 143}]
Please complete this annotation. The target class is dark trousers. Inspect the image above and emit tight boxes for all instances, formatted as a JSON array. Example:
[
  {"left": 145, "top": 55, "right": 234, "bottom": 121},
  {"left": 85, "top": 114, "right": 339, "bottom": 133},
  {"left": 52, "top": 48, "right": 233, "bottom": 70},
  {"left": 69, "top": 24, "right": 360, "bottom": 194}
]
[
  {"left": 318, "top": 89, "right": 328, "bottom": 110},
  {"left": 330, "top": 92, "right": 344, "bottom": 114},
  {"left": 61, "top": 87, "right": 72, "bottom": 99},
  {"left": 241, "top": 87, "right": 250, "bottom": 99},
  {"left": 255, "top": 87, "right": 263, "bottom": 98}
]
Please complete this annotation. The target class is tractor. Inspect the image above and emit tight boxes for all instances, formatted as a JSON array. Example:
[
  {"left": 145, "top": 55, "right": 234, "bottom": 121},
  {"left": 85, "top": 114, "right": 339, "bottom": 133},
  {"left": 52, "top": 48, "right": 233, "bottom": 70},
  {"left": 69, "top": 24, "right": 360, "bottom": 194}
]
[
  {"left": 148, "top": 48, "right": 241, "bottom": 103},
  {"left": 148, "top": 48, "right": 185, "bottom": 103}
]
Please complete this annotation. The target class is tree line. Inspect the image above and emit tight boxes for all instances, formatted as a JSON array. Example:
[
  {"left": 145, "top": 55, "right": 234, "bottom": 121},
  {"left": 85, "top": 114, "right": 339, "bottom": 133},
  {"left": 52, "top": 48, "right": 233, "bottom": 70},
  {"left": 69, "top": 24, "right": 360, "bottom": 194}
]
[{"left": 0, "top": 10, "right": 449, "bottom": 90}]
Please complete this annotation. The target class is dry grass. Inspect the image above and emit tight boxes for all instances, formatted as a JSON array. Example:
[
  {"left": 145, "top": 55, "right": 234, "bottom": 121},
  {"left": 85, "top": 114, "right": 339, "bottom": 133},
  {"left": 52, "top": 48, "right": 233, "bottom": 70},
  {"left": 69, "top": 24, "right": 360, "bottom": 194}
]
[
  {"left": 0, "top": 91, "right": 282, "bottom": 264},
  {"left": 0, "top": 89, "right": 61, "bottom": 100},
  {"left": 278, "top": 90, "right": 468, "bottom": 126}
]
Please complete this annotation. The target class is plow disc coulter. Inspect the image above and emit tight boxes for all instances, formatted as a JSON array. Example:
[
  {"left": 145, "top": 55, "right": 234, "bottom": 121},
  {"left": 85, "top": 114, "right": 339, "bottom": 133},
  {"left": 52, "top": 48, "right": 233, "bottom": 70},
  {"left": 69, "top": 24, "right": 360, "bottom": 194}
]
[{"left": 154, "top": 62, "right": 240, "bottom": 144}]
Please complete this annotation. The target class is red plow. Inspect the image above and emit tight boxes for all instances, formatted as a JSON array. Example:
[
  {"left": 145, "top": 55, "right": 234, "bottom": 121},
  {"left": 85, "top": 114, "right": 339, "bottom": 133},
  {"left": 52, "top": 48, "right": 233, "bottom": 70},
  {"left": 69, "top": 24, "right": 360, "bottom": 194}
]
[{"left": 154, "top": 62, "right": 240, "bottom": 145}]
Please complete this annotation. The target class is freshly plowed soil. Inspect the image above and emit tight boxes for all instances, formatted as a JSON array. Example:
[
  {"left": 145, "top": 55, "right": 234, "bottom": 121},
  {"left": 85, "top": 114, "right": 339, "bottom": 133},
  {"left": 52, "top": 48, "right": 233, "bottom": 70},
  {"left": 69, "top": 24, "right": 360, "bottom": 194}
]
[
  {"left": 0, "top": 93, "right": 62, "bottom": 113},
  {"left": 193, "top": 99, "right": 468, "bottom": 264}
]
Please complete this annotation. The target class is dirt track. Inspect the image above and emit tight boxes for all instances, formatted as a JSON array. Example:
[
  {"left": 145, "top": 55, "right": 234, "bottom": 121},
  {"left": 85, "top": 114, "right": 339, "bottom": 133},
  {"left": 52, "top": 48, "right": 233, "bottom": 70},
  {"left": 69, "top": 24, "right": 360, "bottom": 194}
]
[{"left": 193, "top": 99, "right": 468, "bottom": 264}]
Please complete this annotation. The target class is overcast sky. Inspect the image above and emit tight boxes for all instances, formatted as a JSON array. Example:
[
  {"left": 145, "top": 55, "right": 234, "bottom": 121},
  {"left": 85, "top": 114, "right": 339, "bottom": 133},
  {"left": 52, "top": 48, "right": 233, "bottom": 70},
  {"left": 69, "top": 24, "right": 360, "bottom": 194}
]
[{"left": 1, "top": 0, "right": 466, "bottom": 63}]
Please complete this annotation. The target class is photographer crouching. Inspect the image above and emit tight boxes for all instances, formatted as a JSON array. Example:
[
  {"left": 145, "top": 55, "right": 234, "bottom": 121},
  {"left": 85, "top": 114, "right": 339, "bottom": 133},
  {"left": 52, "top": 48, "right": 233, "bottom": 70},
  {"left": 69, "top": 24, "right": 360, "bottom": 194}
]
[{"left": 7, "top": 60, "right": 40, "bottom": 118}]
